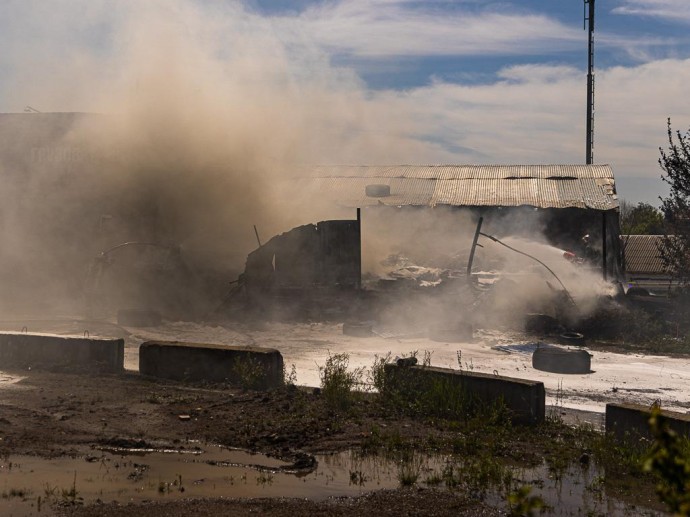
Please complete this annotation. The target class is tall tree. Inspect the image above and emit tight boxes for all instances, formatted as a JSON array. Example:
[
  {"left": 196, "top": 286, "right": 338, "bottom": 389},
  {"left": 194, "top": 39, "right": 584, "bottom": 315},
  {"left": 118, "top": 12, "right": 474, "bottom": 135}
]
[
  {"left": 659, "top": 119, "right": 690, "bottom": 286},
  {"left": 620, "top": 201, "right": 665, "bottom": 235}
]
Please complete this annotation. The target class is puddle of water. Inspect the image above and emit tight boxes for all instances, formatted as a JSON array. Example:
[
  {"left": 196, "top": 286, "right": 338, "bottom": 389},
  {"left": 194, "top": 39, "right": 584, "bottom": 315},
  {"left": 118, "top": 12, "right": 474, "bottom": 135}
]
[
  {"left": 0, "top": 372, "right": 25, "bottom": 387},
  {"left": 0, "top": 446, "right": 399, "bottom": 516},
  {"left": 0, "top": 446, "right": 664, "bottom": 516}
]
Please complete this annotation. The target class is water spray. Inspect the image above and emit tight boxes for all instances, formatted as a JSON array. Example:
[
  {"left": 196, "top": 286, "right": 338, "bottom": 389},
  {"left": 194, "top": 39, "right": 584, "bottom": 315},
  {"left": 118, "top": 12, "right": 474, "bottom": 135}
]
[{"left": 466, "top": 217, "right": 577, "bottom": 307}]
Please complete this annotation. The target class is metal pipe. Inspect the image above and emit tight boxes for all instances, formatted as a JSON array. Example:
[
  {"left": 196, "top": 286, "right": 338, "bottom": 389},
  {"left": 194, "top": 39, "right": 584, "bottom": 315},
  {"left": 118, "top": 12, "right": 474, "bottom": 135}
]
[{"left": 466, "top": 216, "right": 484, "bottom": 278}]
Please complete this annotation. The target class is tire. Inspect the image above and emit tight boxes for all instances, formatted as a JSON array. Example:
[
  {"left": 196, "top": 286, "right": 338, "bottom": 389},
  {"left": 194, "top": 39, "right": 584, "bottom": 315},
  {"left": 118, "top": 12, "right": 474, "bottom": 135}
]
[
  {"left": 343, "top": 322, "right": 374, "bottom": 337},
  {"left": 532, "top": 346, "right": 591, "bottom": 374},
  {"left": 558, "top": 332, "right": 586, "bottom": 347}
]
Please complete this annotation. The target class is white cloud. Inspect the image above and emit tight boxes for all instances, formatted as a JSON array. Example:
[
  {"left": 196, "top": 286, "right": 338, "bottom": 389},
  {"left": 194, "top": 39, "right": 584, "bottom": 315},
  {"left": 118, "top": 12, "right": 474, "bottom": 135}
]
[
  {"left": 365, "top": 59, "right": 690, "bottom": 190},
  {"left": 612, "top": 0, "right": 690, "bottom": 23},
  {"left": 273, "top": 1, "right": 585, "bottom": 58},
  {"left": 2, "top": 0, "right": 689, "bottom": 202}
]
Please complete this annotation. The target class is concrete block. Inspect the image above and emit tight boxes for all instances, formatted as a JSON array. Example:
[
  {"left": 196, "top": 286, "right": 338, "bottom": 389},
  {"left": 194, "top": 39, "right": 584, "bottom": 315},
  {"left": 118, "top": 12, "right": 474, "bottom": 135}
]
[
  {"left": 383, "top": 364, "right": 545, "bottom": 425},
  {"left": 0, "top": 332, "right": 124, "bottom": 373},
  {"left": 139, "top": 341, "right": 284, "bottom": 390},
  {"left": 606, "top": 403, "right": 690, "bottom": 442}
]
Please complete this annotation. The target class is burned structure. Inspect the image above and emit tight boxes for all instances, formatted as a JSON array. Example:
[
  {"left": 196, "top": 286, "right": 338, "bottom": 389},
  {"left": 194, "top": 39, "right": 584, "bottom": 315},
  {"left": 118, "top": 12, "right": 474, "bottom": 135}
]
[
  {"left": 0, "top": 111, "right": 622, "bottom": 330},
  {"left": 220, "top": 164, "right": 622, "bottom": 332},
  {"left": 219, "top": 218, "right": 362, "bottom": 318},
  {"left": 300, "top": 164, "right": 621, "bottom": 282}
]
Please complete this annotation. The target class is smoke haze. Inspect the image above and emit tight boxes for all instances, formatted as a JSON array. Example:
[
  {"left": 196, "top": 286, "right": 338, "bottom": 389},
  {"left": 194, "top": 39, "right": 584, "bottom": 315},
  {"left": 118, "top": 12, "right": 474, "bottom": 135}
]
[
  {"left": 0, "top": 0, "right": 616, "bottom": 326},
  {"left": 0, "top": 0, "right": 425, "bottom": 315}
]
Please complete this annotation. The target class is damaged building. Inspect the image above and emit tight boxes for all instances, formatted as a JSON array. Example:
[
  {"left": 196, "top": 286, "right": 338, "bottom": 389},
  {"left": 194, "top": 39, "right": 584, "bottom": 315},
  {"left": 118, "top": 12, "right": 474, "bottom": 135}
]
[
  {"left": 219, "top": 218, "right": 362, "bottom": 318},
  {"left": 299, "top": 164, "right": 621, "bottom": 281},
  {"left": 0, "top": 111, "right": 622, "bottom": 329},
  {"left": 224, "top": 164, "right": 622, "bottom": 331}
]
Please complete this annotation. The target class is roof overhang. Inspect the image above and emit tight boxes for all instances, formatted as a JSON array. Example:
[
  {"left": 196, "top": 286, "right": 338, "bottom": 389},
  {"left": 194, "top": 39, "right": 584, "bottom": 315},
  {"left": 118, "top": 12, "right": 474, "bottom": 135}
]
[{"left": 293, "top": 164, "right": 618, "bottom": 211}]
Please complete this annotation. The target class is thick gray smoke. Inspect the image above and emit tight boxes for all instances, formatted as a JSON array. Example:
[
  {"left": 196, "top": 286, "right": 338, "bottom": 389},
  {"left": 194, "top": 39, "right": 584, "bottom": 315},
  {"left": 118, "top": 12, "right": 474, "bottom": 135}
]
[{"left": 0, "top": 1, "right": 422, "bottom": 316}]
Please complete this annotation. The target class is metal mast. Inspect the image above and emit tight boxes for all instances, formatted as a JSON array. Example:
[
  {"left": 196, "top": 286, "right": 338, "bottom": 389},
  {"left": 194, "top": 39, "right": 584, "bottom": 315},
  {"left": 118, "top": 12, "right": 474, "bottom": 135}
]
[{"left": 585, "top": 0, "right": 595, "bottom": 164}]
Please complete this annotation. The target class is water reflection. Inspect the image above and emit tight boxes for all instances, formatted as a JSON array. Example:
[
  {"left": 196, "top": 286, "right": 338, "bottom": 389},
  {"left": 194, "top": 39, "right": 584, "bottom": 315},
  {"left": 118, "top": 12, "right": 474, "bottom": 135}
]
[{"left": 0, "top": 445, "right": 665, "bottom": 516}]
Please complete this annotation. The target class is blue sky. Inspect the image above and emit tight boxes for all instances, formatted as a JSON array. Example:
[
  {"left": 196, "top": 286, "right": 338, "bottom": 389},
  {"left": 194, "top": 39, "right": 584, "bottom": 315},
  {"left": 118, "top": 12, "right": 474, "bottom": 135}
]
[
  {"left": 2, "top": 0, "right": 690, "bottom": 204},
  {"left": 250, "top": 0, "right": 690, "bottom": 90}
]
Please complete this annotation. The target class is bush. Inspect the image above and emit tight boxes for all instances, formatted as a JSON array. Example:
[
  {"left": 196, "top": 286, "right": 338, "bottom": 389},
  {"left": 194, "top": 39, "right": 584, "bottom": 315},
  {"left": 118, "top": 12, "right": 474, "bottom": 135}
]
[
  {"left": 643, "top": 407, "right": 690, "bottom": 514},
  {"left": 318, "top": 353, "right": 364, "bottom": 410}
]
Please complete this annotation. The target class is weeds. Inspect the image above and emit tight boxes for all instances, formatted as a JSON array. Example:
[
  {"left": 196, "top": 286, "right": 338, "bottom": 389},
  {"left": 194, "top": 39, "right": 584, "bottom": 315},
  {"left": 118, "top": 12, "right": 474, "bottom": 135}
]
[
  {"left": 368, "top": 352, "right": 392, "bottom": 393},
  {"left": 232, "top": 355, "right": 266, "bottom": 390},
  {"left": 397, "top": 453, "right": 423, "bottom": 487},
  {"left": 256, "top": 472, "right": 274, "bottom": 486},
  {"left": 643, "top": 407, "right": 690, "bottom": 514},
  {"left": 44, "top": 471, "right": 84, "bottom": 506},
  {"left": 506, "top": 485, "right": 545, "bottom": 516},
  {"left": 1, "top": 487, "right": 31, "bottom": 499},
  {"left": 349, "top": 470, "right": 367, "bottom": 486},
  {"left": 422, "top": 350, "right": 433, "bottom": 367},
  {"left": 424, "top": 471, "right": 444, "bottom": 486},
  {"left": 283, "top": 363, "right": 298, "bottom": 387},
  {"left": 546, "top": 379, "right": 565, "bottom": 423},
  {"left": 318, "top": 352, "right": 364, "bottom": 411},
  {"left": 157, "top": 474, "right": 184, "bottom": 494}
]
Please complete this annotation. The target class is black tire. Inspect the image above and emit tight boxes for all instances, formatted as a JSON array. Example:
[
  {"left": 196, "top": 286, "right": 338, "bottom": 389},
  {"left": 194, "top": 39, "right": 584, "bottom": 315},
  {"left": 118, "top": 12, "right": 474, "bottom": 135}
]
[
  {"left": 532, "top": 346, "right": 591, "bottom": 374},
  {"left": 558, "top": 332, "right": 586, "bottom": 346},
  {"left": 343, "top": 322, "right": 374, "bottom": 337}
]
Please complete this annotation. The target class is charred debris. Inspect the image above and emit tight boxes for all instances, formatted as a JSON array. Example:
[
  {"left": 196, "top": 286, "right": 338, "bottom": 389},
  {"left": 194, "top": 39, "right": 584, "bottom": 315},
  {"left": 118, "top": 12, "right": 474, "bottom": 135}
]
[{"left": 207, "top": 203, "right": 623, "bottom": 341}]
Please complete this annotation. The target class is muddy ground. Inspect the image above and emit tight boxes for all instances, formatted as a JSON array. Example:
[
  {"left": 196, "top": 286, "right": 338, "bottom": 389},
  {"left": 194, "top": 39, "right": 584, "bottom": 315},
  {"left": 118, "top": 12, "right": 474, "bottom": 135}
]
[
  {"left": 0, "top": 370, "right": 502, "bottom": 515},
  {"left": 0, "top": 365, "right": 668, "bottom": 516},
  {"left": 0, "top": 315, "right": 683, "bottom": 515}
]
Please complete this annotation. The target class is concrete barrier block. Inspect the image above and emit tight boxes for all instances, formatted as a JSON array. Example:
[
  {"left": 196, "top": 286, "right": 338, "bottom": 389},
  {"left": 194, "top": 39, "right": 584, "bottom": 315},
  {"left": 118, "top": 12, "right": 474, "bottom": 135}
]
[
  {"left": 606, "top": 403, "right": 690, "bottom": 442},
  {"left": 383, "top": 364, "right": 545, "bottom": 425},
  {"left": 0, "top": 332, "right": 124, "bottom": 373},
  {"left": 139, "top": 341, "right": 284, "bottom": 390}
]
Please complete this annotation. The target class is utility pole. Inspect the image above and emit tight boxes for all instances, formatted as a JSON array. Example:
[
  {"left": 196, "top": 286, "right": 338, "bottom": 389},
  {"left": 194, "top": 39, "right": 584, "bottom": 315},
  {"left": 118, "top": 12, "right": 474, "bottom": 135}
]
[
  {"left": 584, "top": 1, "right": 606, "bottom": 280},
  {"left": 585, "top": 0, "right": 595, "bottom": 165}
]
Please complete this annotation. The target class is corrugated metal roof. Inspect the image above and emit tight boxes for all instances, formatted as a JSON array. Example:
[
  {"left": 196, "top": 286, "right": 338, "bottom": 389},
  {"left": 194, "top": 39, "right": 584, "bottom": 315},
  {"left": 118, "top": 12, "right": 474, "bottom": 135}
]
[
  {"left": 621, "top": 235, "right": 669, "bottom": 274},
  {"left": 301, "top": 165, "right": 618, "bottom": 210}
]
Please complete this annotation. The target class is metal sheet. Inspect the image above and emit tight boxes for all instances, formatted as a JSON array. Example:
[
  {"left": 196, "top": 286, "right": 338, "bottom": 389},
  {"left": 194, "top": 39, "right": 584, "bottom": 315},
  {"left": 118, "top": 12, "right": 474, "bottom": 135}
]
[
  {"left": 302, "top": 165, "right": 618, "bottom": 210},
  {"left": 621, "top": 235, "right": 668, "bottom": 274}
]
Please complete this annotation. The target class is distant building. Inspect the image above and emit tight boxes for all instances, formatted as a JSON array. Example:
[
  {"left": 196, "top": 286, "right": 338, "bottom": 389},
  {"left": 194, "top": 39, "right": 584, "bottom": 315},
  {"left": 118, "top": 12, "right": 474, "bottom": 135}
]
[{"left": 620, "top": 234, "right": 674, "bottom": 294}]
